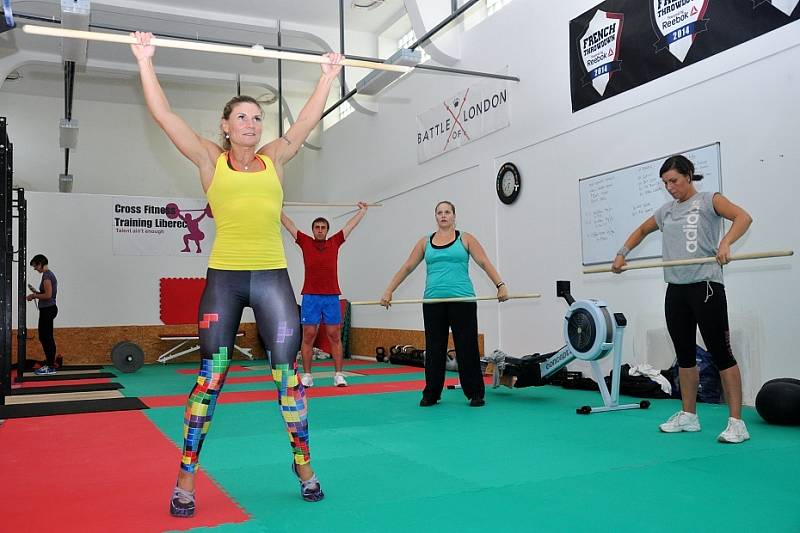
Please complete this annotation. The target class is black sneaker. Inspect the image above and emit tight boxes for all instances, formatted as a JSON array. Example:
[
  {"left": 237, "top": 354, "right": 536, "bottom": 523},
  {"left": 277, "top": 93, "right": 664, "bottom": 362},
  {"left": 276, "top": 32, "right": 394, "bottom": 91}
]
[
  {"left": 419, "top": 397, "right": 438, "bottom": 407},
  {"left": 469, "top": 398, "right": 485, "bottom": 407}
]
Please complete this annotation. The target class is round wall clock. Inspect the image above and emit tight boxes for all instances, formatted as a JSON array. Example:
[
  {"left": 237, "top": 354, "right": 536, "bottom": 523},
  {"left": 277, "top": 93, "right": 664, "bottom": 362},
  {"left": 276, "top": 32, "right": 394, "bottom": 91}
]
[{"left": 496, "top": 162, "right": 521, "bottom": 205}]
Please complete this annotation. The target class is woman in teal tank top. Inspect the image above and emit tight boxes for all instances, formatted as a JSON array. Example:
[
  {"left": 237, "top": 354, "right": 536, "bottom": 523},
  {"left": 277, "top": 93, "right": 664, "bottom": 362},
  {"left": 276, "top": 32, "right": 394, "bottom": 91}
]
[
  {"left": 131, "top": 32, "right": 343, "bottom": 516},
  {"left": 381, "top": 201, "right": 509, "bottom": 407}
]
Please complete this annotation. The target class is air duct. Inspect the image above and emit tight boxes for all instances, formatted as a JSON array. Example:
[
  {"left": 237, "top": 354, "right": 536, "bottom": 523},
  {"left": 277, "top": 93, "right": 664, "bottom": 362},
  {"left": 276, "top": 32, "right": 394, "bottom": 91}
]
[{"left": 356, "top": 48, "right": 421, "bottom": 95}]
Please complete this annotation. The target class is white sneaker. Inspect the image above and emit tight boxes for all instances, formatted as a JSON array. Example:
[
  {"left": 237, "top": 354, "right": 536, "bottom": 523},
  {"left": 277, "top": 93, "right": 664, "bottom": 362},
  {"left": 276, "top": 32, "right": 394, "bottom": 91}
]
[
  {"left": 300, "top": 373, "right": 314, "bottom": 388},
  {"left": 333, "top": 372, "right": 348, "bottom": 387},
  {"left": 717, "top": 417, "right": 750, "bottom": 443},
  {"left": 659, "top": 411, "right": 701, "bottom": 433}
]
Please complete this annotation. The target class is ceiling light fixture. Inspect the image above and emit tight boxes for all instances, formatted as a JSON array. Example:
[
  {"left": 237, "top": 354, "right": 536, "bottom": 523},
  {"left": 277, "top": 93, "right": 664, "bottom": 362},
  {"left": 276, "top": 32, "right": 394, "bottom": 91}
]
[
  {"left": 255, "top": 91, "right": 278, "bottom": 106},
  {"left": 351, "top": 0, "right": 385, "bottom": 10}
]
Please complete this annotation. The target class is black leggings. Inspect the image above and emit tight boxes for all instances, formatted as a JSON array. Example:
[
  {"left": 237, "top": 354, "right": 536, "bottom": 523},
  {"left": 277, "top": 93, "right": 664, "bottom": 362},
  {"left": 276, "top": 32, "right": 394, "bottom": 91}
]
[
  {"left": 422, "top": 301, "right": 484, "bottom": 401},
  {"left": 38, "top": 305, "right": 58, "bottom": 366},
  {"left": 180, "top": 268, "right": 307, "bottom": 474},
  {"left": 665, "top": 282, "right": 737, "bottom": 370}
]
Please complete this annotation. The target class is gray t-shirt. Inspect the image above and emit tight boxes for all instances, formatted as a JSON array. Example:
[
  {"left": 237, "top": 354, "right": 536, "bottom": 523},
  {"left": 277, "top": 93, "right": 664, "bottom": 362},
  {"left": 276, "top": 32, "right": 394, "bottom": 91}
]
[
  {"left": 654, "top": 191, "right": 723, "bottom": 285},
  {"left": 38, "top": 270, "right": 58, "bottom": 308}
]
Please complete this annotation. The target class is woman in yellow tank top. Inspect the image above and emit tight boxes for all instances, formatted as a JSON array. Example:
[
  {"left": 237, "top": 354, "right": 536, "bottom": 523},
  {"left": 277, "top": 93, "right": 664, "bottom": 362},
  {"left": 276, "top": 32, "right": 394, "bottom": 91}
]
[{"left": 131, "top": 32, "right": 342, "bottom": 516}]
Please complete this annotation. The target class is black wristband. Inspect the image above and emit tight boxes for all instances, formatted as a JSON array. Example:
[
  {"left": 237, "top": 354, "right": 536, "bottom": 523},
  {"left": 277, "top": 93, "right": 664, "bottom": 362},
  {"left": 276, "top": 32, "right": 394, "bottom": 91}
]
[{"left": 496, "top": 282, "right": 505, "bottom": 289}]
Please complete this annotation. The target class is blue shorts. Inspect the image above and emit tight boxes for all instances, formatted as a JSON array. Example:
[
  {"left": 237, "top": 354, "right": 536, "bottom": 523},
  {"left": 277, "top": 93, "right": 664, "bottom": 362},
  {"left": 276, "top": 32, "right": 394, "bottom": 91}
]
[{"left": 300, "top": 294, "right": 341, "bottom": 326}]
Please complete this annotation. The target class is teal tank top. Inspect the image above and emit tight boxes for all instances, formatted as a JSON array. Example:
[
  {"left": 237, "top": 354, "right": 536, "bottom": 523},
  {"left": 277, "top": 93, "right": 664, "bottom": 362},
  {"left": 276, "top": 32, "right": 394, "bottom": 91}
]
[{"left": 424, "top": 231, "right": 476, "bottom": 299}]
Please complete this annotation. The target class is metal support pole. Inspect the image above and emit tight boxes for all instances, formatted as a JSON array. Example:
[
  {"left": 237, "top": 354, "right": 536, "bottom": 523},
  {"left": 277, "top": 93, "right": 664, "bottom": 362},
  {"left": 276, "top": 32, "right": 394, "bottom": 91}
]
[
  {"left": 339, "top": 0, "right": 346, "bottom": 100},
  {"left": 64, "top": 60, "right": 75, "bottom": 177},
  {"left": 320, "top": 0, "right": 514, "bottom": 118},
  {"left": 414, "top": 63, "right": 517, "bottom": 81},
  {"left": 0, "top": 116, "right": 11, "bottom": 405},
  {"left": 321, "top": 88, "right": 358, "bottom": 120},
  {"left": 15, "top": 188, "right": 26, "bottom": 383},
  {"left": 409, "top": 0, "right": 480, "bottom": 51},
  {"left": 277, "top": 20, "right": 283, "bottom": 137}
]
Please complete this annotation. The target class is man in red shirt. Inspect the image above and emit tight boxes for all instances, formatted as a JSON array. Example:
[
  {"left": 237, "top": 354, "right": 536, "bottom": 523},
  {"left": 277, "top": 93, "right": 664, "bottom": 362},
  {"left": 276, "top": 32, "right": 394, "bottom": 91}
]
[{"left": 281, "top": 202, "right": 368, "bottom": 387}]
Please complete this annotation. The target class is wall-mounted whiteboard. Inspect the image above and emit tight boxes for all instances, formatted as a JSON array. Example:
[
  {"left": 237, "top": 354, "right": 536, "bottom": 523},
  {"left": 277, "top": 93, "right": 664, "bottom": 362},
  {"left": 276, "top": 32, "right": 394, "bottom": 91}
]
[{"left": 579, "top": 143, "right": 722, "bottom": 266}]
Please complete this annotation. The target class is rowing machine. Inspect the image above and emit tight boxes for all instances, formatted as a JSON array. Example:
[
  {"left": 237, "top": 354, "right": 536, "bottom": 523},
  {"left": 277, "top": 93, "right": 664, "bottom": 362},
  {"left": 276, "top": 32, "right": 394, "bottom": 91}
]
[{"left": 485, "top": 280, "right": 650, "bottom": 414}]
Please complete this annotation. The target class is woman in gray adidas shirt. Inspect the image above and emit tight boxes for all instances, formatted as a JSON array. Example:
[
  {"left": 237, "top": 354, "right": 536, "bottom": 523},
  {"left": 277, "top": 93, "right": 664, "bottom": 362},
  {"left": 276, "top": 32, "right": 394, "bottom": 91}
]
[{"left": 611, "top": 155, "right": 752, "bottom": 444}]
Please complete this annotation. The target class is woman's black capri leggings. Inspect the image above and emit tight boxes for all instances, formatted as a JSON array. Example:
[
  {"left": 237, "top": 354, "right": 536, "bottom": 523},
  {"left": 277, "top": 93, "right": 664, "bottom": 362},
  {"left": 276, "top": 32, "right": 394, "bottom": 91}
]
[{"left": 664, "top": 281, "right": 737, "bottom": 370}]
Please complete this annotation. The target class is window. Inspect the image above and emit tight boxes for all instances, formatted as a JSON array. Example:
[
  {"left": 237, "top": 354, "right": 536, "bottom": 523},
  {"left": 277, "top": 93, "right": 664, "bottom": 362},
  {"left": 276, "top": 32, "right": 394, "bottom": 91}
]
[
  {"left": 323, "top": 98, "right": 354, "bottom": 131},
  {"left": 338, "top": 101, "right": 354, "bottom": 121},
  {"left": 398, "top": 29, "right": 430, "bottom": 63},
  {"left": 464, "top": 0, "right": 513, "bottom": 30},
  {"left": 487, "top": 0, "right": 512, "bottom": 16}
]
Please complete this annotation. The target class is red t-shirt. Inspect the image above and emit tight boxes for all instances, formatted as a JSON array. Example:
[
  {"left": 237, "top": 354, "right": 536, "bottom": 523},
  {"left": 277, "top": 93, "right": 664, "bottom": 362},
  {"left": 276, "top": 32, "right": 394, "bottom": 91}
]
[{"left": 296, "top": 230, "right": 345, "bottom": 294}]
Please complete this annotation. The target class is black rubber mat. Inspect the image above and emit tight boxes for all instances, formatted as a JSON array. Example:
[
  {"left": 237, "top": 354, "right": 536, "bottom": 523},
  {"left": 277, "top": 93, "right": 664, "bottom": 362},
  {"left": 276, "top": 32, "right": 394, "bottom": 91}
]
[
  {"left": 11, "top": 364, "right": 106, "bottom": 371},
  {"left": 24, "top": 372, "right": 117, "bottom": 382},
  {"left": 0, "top": 397, "right": 148, "bottom": 419},
  {"left": 9, "top": 382, "right": 124, "bottom": 395}
]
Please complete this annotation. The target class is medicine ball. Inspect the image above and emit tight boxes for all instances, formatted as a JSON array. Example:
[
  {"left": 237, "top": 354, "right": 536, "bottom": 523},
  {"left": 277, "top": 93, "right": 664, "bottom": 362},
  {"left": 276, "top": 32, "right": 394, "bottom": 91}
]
[{"left": 755, "top": 378, "right": 800, "bottom": 426}]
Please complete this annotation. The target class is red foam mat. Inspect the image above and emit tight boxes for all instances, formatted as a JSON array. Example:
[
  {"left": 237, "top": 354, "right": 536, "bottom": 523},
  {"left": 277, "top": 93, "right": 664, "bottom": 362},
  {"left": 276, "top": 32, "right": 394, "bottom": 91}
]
[
  {"left": 143, "top": 378, "right": 461, "bottom": 408},
  {"left": 174, "top": 359, "right": 384, "bottom": 376},
  {"left": 176, "top": 364, "right": 254, "bottom": 375},
  {"left": 218, "top": 365, "right": 424, "bottom": 385},
  {"left": 353, "top": 366, "right": 424, "bottom": 376},
  {"left": 310, "top": 359, "right": 377, "bottom": 366},
  {"left": 224, "top": 374, "right": 274, "bottom": 385},
  {"left": 16, "top": 377, "right": 113, "bottom": 388},
  {"left": 173, "top": 360, "right": 379, "bottom": 376},
  {"left": 0, "top": 410, "right": 249, "bottom": 532}
]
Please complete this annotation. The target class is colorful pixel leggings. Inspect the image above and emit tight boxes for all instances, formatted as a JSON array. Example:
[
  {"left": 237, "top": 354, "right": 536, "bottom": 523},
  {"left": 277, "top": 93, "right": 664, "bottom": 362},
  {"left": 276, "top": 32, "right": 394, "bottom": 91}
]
[{"left": 180, "top": 268, "right": 307, "bottom": 473}]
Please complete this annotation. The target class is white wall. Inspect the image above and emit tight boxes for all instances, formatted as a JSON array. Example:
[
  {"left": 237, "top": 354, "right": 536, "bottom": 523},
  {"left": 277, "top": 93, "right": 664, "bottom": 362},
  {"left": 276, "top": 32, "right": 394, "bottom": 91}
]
[
  {"left": 0, "top": 92, "right": 239, "bottom": 196},
  {"left": 287, "top": 1, "right": 800, "bottom": 403},
  {"left": 3, "top": 82, "right": 385, "bottom": 196},
  {"left": 0, "top": 77, "right": 379, "bottom": 195},
  {"left": 313, "top": 164, "right": 505, "bottom": 334},
  {"left": 15, "top": 192, "right": 213, "bottom": 328}
]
